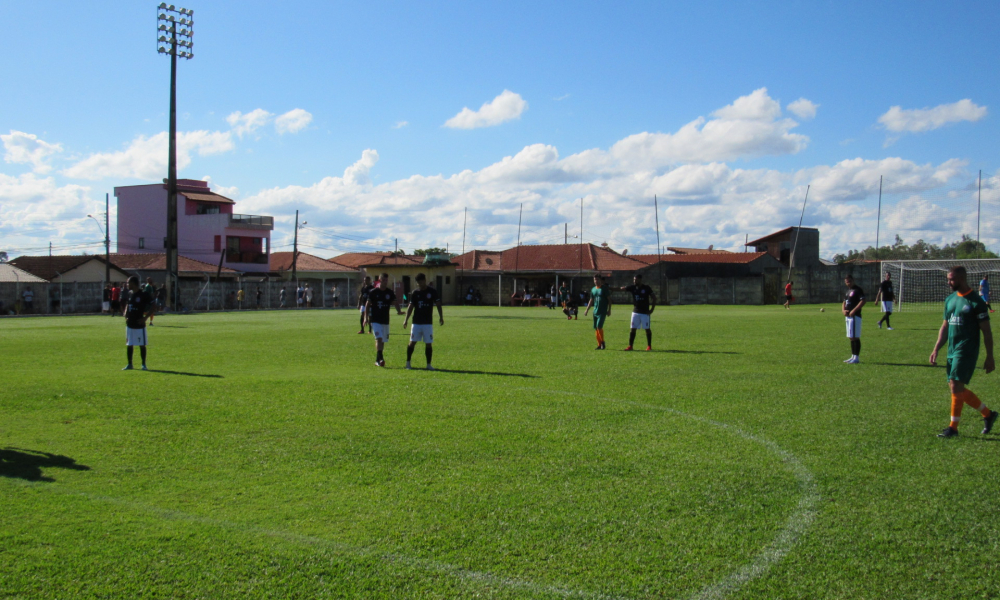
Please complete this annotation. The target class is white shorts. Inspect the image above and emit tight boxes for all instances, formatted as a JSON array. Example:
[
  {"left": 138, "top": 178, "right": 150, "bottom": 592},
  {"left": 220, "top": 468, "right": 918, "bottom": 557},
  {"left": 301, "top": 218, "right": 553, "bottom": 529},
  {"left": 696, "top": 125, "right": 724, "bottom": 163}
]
[
  {"left": 410, "top": 324, "right": 434, "bottom": 343},
  {"left": 630, "top": 313, "right": 651, "bottom": 330},
  {"left": 881, "top": 301, "right": 893, "bottom": 313},
  {"left": 126, "top": 326, "right": 148, "bottom": 346},
  {"left": 372, "top": 322, "right": 390, "bottom": 342},
  {"left": 102, "top": 301, "right": 110, "bottom": 311},
  {"left": 845, "top": 316, "right": 862, "bottom": 338}
]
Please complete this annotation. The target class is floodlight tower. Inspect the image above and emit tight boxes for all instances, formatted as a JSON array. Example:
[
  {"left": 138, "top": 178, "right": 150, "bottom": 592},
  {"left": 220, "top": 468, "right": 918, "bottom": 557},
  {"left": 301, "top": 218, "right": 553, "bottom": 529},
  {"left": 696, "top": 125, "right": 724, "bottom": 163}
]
[{"left": 156, "top": 3, "right": 194, "bottom": 310}]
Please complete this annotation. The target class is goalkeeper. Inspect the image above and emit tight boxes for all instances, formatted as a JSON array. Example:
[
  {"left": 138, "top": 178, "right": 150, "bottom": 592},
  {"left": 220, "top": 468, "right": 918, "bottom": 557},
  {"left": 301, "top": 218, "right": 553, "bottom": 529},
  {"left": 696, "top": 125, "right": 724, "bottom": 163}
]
[{"left": 930, "top": 266, "right": 997, "bottom": 438}]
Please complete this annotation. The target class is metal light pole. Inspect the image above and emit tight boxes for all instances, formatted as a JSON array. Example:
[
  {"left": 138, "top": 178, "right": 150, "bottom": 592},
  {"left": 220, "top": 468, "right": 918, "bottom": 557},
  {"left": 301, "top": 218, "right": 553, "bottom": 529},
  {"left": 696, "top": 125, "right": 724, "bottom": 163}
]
[
  {"left": 157, "top": 3, "right": 194, "bottom": 310},
  {"left": 87, "top": 212, "right": 110, "bottom": 283}
]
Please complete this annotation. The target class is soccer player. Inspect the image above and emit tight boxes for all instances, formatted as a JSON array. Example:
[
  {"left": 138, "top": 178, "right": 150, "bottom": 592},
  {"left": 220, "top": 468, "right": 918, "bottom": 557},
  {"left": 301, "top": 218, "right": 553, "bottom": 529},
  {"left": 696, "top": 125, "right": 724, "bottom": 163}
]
[
  {"left": 402, "top": 273, "right": 444, "bottom": 370},
  {"left": 930, "top": 266, "right": 997, "bottom": 438},
  {"left": 142, "top": 277, "right": 157, "bottom": 325},
  {"left": 583, "top": 274, "right": 611, "bottom": 350},
  {"left": 121, "top": 276, "right": 153, "bottom": 371},
  {"left": 357, "top": 276, "right": 374, "bottom": 334},
  {"left": 875, "top": 271, "right": 895, "bottom": 330},
  {"left": 842, "top": 275, "right": 865, "bottom": 364},
  {"left": 981, "top": 274, "right": 994, "bottom": 313},
  {"left": 783, "top": 281, "right": 793, "bottom": 309},
  {"left": 618, "top": 274, "right": 656, "bottom": 351},
  {"left": 102, "top": 283, "right": 112, "bottom": 315},
  {"left": 559, "top": 282, "right": 572, "bottom": 319},
  {"left": 364, "top": 273, "right": 400, "bottom": 367}
]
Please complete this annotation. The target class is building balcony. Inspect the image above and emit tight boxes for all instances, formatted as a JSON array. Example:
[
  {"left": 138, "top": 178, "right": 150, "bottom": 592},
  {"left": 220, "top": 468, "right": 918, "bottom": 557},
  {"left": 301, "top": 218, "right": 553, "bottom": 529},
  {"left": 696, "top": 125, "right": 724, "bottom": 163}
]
[
  {"left": 226, "top": 251, "right": 269, "bottom": 265},
  {"left": 229, "top": 214, "right": 274, "bottom": 230}
]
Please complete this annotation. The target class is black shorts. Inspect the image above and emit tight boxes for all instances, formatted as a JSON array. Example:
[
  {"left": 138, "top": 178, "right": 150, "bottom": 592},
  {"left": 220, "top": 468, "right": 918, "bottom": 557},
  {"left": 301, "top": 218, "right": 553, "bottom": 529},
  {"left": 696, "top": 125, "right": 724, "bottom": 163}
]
[{"left": 785, "top": 295, "right": 793, "bottom": 301}]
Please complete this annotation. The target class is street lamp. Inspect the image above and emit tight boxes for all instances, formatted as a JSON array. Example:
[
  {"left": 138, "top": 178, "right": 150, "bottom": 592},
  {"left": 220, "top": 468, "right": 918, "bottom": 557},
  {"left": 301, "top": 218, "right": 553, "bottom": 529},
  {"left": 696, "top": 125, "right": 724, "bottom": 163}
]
[
  {"left": 157, "top": 3, "right": 194, "bottom": 311},
  {"left": 88, "top": 205, "right": 112, "bottom": 283}
]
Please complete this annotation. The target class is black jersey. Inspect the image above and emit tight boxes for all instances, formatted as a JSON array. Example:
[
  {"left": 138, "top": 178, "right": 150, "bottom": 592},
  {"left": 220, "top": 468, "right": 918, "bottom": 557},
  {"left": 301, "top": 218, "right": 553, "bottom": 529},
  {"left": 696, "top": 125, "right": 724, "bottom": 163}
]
[
  {"left": 844, "top": 285, "right": 865, "bottom": 317},
  {"left": 124, "top": 289, "right": 153, "bottom": 329},
  {"left": 879, "top": 280, "right": 895, "bottom": 302},
  {"left": 359, "top": 284, "right": 375, "bottom": 305},
  {"left": 368, "top": 288, "right": 397, "bottom": 324},
  {"left": 408, "top": 286, "right": 439, "bottom": 325},
  {"left": 624, "top": 284, "right": 654, "bottom": 315}
]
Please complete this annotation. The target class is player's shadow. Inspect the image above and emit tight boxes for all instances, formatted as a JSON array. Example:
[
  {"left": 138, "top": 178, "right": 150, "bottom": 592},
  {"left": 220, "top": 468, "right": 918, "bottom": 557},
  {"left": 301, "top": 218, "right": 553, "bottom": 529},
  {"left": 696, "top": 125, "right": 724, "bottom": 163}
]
[
  {"left": 464, "top": 316, "right": 536, "bottom": 320},
  {"left": 146, "top": 369, "right": 224, "bottom": 378},
  {"left": 868, "top": 362, "right": 941, "bottom": 368},
  {"left": 153, "top": 325, "right": 189, "bottom": 328},
  {"left": 645, "top": 349, "right": 740, "bottom": 355},
  {"left": 425, "top": 368, "right": 539, "bottom": 378},
  {"left": 0, "top": 448, "right": 90, "bottom": 482}
]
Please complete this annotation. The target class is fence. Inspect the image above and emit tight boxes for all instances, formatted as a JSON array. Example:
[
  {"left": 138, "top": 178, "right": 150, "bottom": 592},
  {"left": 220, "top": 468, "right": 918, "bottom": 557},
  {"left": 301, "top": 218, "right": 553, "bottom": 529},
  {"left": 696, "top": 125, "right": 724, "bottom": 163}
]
[{"left": 0, "top": 278, "right": 357, "bottom": 316}]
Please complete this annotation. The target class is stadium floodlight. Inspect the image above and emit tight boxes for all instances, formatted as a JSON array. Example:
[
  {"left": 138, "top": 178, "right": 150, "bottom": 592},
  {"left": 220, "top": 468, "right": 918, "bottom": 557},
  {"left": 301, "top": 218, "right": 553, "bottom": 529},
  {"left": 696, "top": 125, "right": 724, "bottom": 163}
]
[{"left": 156, "top": 4, "right": 194, "bottom": 311}]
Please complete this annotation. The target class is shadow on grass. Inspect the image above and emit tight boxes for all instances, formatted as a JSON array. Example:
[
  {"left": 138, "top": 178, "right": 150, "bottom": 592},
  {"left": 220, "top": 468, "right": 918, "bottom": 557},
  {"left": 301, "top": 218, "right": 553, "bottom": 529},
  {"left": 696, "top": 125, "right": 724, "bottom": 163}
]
[
  {"left": 425, "top": 368, "right": 539, "bottom": 378},
  {"left": 151, "top": 325, "right": 189, "bottom": 328},
  {"left": 869, "top": 362, "right": 941, "bottom": 368},
  {"left": 643, "top": 349, "right": 741, "bottom": 355},
  {"left": 463, "top": 315, "right": 539, "bottom": 320},
  {"left": 0, "top": 448, "right": 90, "bottom": 482},
  {"left": 146, "top": 369, "right": 224, "bottom": 378}
]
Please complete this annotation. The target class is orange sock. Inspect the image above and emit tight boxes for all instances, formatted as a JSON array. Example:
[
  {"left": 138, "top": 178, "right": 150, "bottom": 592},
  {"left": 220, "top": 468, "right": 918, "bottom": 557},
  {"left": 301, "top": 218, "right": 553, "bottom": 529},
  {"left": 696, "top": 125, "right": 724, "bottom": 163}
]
[
  {"left": 950, "top": 393, "right": 963, "bottom": 429},
  {"left": 959, "top": 389, "right": 991, "bottom": 418},
  {"left": 598, "top": 329, "right": 605, "bottom": 344},
  {"left": 595, "top": 330, "right": 602, "bottom": 344}
]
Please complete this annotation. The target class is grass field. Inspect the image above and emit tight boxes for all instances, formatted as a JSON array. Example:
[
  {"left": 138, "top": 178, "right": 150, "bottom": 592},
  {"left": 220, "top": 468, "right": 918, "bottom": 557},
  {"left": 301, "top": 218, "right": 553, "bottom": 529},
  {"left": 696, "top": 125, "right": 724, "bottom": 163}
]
[{"left": 1, "top": 304, "right": 998, "bottom": 599}]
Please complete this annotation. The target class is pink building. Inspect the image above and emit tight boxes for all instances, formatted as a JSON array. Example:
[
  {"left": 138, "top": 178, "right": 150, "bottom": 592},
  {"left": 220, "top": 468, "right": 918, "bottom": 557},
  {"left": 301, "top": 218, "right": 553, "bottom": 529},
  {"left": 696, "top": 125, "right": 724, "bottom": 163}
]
[{"left": 114, "top": 179, "right": 274, "bottom": 273}]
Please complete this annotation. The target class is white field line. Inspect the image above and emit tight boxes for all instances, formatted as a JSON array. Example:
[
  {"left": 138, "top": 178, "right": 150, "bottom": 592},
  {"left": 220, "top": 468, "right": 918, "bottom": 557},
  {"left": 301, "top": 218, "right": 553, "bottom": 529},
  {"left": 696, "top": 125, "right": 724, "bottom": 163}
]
[{"left": 5, "top": 392, "right": 818, "bottom": 600}]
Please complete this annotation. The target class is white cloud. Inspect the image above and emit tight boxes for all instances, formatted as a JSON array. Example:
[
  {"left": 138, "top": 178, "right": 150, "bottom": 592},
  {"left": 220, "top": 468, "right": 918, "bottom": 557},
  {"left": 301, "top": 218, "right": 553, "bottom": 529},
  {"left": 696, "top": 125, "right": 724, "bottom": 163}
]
[
  {"left": 444, "top": 90, "right": 528, "bottom": 129},
  {"left": 878, "top": 99, "right": 987, "bottom": 133},
  {"left": 787, "top": 98, "right": 818, "bottom": 120},
  {"left": 62, "top": 130, "right": 234, "bottom": 180},
  {"left": 0, "top": 173, "right": 96, "bottom": 253},
  {"left": 2, "top": 130, "right": 63, "bottom": 174},
  {"left": 227, "top": 109, "right": 273, "bottom": 138},
  {"left": 274, "top": 108, "right": 313, "bottom": 134},
  {"left": 393, "top": 121, "right": 409, "bottom": 129}
]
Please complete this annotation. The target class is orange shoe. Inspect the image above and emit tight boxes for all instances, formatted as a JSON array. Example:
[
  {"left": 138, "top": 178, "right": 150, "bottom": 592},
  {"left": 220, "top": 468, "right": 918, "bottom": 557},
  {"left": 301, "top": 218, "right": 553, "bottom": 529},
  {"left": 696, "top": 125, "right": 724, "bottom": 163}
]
[
  {"left": 624, "top": 346, "right": 633, "bottom": 351},
  {"left": 646, "top": 346, "right": 652, "bottom": 351}
]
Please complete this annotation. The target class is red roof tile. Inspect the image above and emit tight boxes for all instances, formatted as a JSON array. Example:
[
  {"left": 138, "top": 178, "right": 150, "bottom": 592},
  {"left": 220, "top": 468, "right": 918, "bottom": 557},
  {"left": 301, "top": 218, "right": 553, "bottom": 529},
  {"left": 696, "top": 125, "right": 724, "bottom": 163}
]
[
  {"left": 109, "top": 253, "right": 240, "bottom": 273},
  {"left": 271, "top": 251, "right": 356, "bottom": 272},
  {"left": 630, "top": 252, "right": 774, "bottom": 264},
  {"left": 457, "top": 244, "right": 647, "bottom": 273},
  {"left": 452, "top": 250, "right": 503, "bottom": 271},
  {"left": 330, "top": 252, "right": 424, "bottom": 268},
  {"left": 666, "top": 247, "right": 732, "bottom": 254}
]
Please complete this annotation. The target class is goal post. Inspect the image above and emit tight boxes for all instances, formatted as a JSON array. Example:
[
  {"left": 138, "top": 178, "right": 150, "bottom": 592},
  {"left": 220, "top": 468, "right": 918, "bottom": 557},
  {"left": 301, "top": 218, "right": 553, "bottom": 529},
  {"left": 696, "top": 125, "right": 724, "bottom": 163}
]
[{"left": 881, "top": 259, "right": 1000, "bottom": 312}]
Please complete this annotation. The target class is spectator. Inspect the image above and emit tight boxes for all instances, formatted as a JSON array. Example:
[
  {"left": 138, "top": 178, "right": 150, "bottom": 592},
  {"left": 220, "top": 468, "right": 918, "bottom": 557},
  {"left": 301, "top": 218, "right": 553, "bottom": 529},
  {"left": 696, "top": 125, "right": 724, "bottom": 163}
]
[
  {"left": 331, "top": 286, "right": 340, "bottom": 307},
  {"left": 279, "top": 286, "right": 287, "bottom": 308},
  {"left": 255, "top": 286, "right": 263, "bottom": 309},
  {"left": 111, "top": 283, "right": 121, "bottom": 315},
  {"left": 22, "top": 286, "right": 34, "bottom": 314},
  {"left": 465, "top": 286, "right": 474, "bottom": 305},
  {"left": 296, "top": 284, "right": 304, "bottom": 308},
  {"left": 304, "top": 284, "right": 313, "bottom": 307},
  {"left": 156, "top": 284, "right": 166, "bottom": 311},
  {"left": 237, "top": 288, "right": 245, "bottom": 309},
  {"left": 102, "top": 283, "right": 112, "bottom": 314}
]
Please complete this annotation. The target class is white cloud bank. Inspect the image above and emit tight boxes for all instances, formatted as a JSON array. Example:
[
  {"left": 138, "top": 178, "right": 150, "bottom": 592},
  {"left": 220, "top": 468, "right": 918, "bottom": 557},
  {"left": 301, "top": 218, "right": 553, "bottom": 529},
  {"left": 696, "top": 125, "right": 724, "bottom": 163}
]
[
  {"left": 444, "top": 90, "right": 528, "bottom": 129},
  {"left": 787, "top": 98, "right": 818, "bottom": 120},
  {"left": 227, "top": 109, "right": 273, "bottom": 138},
  {"left": 62, "top": 130, "right": 234, "bottom": 180},
  {"left": 2, "top": 130, "right": 63, "bottom": 174},
  {"left": 275, "top": 109, "right": 313, "bottom": 134},
  {"left": 878, "top": 99, "right": 987, "bottom": 133}
]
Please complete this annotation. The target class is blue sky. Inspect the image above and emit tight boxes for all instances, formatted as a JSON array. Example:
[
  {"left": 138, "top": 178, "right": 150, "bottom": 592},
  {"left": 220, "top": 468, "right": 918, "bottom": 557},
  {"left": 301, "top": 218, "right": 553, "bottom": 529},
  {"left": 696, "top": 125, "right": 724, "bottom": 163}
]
[{"left": 1, "top": 1, "right": 997, "bottom": 259}]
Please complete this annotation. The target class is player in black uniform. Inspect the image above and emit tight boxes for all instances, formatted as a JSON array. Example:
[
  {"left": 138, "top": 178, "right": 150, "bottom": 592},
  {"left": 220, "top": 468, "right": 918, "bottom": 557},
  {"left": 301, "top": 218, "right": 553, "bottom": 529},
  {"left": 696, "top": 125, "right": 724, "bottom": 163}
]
[
  {"left": 875, "top": 271, "right": 895, "bottom": 330},
  {"left": 121, "top": 276, "right": 154, "bottom": 371},
  {"left": 402, "top": 273, "right": 444, "bottom": 370},
  {"left": 364, "top": 273, "right": 400, "bottom": 367},
  {"left": 618, "top": 274, "right": 656, "bottom": 351},
  {"left": 357, "top": 276, "right": 374, "bottom": 334},
  {"left": 842, "top": 275, "right": 866, "bottom": 364}
]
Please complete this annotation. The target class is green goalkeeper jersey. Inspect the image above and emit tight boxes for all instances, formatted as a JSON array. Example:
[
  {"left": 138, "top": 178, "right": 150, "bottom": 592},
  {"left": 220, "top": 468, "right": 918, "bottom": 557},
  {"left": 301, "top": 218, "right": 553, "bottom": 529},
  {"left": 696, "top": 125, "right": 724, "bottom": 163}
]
[
  {"left": 591, "top": 285, "right": 610, "bottom": 316},
  {"left": 944, "top": 290, "right": 990, "bottom": 359}
]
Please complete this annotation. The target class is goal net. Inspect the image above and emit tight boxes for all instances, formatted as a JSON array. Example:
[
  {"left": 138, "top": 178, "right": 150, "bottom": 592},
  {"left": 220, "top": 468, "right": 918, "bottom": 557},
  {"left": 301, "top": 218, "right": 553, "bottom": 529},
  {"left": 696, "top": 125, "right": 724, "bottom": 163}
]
[{"left": 881, "top": 259, "right": 1000, "bottom": 312}]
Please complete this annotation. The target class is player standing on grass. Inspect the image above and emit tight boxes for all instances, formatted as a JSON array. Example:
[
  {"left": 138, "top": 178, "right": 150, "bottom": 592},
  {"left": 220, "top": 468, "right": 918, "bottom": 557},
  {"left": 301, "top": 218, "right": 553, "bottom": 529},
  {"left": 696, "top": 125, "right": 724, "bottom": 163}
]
[
  {"left": 364, "top": 273, "right": 400, "bottom": 367},
  {"left": 842, "top": 275, "right": 865, "bottom": 364},
  {"left": 583, "top": 274, "right": 611, "bottom": 350},
  {"left": 981, "top": 274, "right": 994, "bottom": 313},
  {"left": 121, "top": 276, "right": 153, "bottom": 371},
  {"left": 931, "top": 266, "right": 997, "bottom": 438},
  {"left": 357, "top": 276, "right": 374, "bottom": 334},
  {"left": 875, "top": 272, "right": 895, "bottom": 330},
  {"left": 618, "top": 274, "right": 656, "bottom": 351},
  {"left": 402, "top": 273, "right": 444, "bottom": 370},
  {"left": 783, "top": 281, "right": 794, "bottom": 309},
  {"left": 142, "top": 277, "right": 157, "bottom": 326}
]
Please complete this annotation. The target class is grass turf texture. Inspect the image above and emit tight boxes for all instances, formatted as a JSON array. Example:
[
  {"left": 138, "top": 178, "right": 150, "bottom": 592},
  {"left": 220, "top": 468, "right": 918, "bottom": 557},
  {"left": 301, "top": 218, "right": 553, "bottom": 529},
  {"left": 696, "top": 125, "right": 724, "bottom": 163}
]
[{"left": 1, "top": 305, "right": 998, "bottom": 599}]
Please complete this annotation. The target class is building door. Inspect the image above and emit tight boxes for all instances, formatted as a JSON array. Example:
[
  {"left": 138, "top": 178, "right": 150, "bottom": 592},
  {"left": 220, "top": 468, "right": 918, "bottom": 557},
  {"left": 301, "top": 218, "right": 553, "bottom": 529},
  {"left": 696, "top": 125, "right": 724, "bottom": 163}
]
[{"left": 436, "top": 275, "right": 443, "bottom": 292}]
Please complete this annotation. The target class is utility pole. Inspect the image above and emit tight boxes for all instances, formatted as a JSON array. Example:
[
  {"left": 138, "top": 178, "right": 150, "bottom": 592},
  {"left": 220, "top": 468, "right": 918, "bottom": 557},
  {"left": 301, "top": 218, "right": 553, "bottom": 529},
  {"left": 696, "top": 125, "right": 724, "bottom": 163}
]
[
  {"left": 157, "top": 4, "right": 194, "bottom": 311},
  {"left": 292, "top": 209, "right": 299, "bottom": 284},
  {"left": 105, "top": 193, "right": 111, "bottom": 284},
  {"left": 565, "top": 223, "right": 568, "bottom": 244}
]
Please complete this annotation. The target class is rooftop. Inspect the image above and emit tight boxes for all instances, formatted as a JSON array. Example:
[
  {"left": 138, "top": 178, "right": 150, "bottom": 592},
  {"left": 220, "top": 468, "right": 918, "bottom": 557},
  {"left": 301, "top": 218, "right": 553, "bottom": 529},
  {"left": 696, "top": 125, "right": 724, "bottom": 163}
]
[{"left": 271, "top": 251, "right": 357, "bottom": 273}]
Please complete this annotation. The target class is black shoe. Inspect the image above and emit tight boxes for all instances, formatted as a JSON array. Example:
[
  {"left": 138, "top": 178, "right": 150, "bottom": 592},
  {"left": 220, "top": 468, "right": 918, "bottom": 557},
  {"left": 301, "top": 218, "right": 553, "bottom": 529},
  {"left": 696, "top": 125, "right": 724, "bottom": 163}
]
[
  {"left": 983, "top": 411, "right": 998, "bottom": 435},
  {"left": 938, "top": 427, "right": 959, "bottom": 438},
  {"left": 595, "top": 345, "right": 602, "bottom": 350}
]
